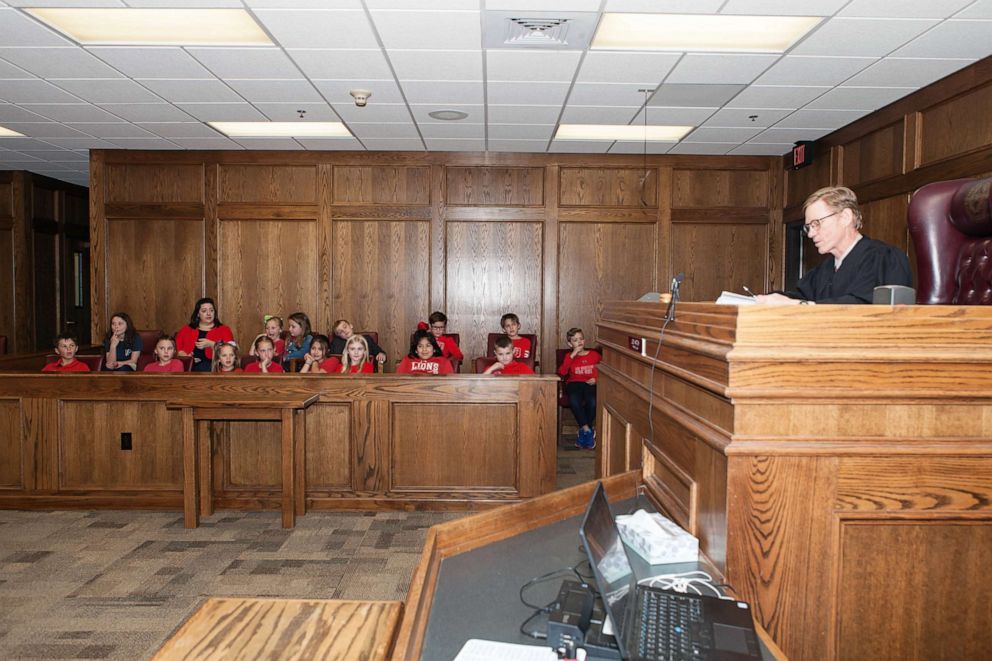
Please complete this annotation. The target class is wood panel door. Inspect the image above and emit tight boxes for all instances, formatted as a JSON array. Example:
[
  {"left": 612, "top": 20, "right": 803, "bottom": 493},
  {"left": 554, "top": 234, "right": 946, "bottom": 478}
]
[{"left": 61, "top": 234, "right": 90, "bottom": 346}]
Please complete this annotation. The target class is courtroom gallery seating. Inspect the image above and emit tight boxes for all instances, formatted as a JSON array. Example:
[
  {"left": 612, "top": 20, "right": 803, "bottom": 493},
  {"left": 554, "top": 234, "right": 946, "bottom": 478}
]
[
  {"left": 45, "top": 353, "right": 103, "bottom": 371},
  {"left": 485, "top": 332, "right": 538, "bottom": 371},
  {"left": 908, "top": 176, "right": 992, "bottom": 304},
  {"left": 136, "top": 329, "right": 164, "bottom": 355}
]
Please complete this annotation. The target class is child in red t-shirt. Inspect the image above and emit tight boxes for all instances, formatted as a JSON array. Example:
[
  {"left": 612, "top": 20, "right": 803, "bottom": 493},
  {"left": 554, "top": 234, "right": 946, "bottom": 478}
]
[
  {"left": 250, "top": 315, "right": 286, "bottom": 360},
  {"left": 427, "top": 311, "right": 463, "bottom": 364},
  {"left": 144, "top": 336, "right": 184, "bottom": 372},
  {"left": 244, "top": 336, "right": 285, "bottom": 373},
  {"left": 500, "top": 312, "right": 531, "bottom": 359},
  {"left": 42, "top": 333, "right": 90, "bottom": 372},
  {"left": 559, "top": 327, "right": 601, "bottom": 449},
  {"left": 397, "top": 330, "right": 453, "bottom": 375},
  {"left": 484, "top": 335, "right": 535, "bottom": 375},
  {"left": 341, "top": 335, "right": 375, "bottom": 374},
  {"left": 212, "top": 341, "right": 243, "bottom": 374},
  {"left": 300, "top": 334, "right": 341, "bottom": 374}
]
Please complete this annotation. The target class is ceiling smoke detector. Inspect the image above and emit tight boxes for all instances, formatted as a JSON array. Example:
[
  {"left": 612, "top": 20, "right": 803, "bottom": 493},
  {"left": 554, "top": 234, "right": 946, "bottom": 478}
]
[{"left": 429, "top": 110, "right": 469, "bottom": 121}]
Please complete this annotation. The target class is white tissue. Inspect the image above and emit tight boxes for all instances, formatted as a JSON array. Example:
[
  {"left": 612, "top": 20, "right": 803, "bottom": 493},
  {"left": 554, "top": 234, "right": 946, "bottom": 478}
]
[{"left": 615, "top": 509, "right": 698, "bottom": 564}]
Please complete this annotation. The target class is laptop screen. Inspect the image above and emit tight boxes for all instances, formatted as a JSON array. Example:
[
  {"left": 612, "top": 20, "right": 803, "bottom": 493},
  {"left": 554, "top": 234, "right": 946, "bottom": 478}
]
[{"left": 579, "top": 482, "right": 637, "bottom": 651}]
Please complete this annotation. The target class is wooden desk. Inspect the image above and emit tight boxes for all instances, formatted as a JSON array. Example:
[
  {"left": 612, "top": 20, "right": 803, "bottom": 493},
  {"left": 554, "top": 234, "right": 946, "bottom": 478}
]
[
  {"left": 153, "top": 597, "right": 401, "bottom": 661},
  {"left": 167, "top": 395, "right": 319, "bottom": 529}
]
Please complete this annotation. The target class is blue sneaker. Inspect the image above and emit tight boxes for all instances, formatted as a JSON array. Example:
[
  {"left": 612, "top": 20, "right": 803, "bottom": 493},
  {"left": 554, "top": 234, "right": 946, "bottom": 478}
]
[
  {"left": 576, "top": 428, "right": 595, "bottom": 449},
  {"left": 587, "top": 428, "right": 596, "bottom": 449},
  {"left": 574, "top": 428, "right": 587, "bottom": 449}
]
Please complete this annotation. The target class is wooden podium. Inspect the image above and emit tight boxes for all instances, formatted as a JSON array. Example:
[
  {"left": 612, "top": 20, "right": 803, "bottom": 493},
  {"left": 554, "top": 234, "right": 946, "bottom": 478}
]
[{"left": 594, "top": 302, "right": 992, "bottom": 661}]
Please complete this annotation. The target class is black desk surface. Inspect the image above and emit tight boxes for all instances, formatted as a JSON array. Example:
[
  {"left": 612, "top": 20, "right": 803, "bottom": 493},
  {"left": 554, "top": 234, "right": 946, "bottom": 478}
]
[{"left": 422, "top": 494, "right": 775, "bottom": 661}]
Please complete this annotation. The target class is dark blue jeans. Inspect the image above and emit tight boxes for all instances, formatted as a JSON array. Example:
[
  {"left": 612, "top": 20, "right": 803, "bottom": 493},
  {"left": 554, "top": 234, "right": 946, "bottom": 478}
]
[{"left": 566, "top": 382, "right": 597, "bottom": 428}]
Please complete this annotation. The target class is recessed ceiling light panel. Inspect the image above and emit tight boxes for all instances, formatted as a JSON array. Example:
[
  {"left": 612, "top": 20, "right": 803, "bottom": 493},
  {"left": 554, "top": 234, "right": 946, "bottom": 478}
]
[
  {"left": 428, "top": 110, "right": 469, "bottom": 121},
  {"left": 0, "top": 126, "right": 25, "bottom": 137},
  {"left": 26, "top": 8, "right": 273, "bottom": 46},
  {"left": 555, "top": 124, "right": 692, "bottom": 141},
  {"left": 209, "top": 122, "right": 352, "bottom": 138},
  {"left": 593, "top": 13, "right": 821, "bottom": 53}
]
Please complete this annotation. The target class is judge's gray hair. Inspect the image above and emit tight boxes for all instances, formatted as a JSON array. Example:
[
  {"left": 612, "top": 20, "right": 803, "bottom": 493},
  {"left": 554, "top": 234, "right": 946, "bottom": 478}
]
[{"left": 804, "top": 186, "right": 863, "bottom": 230}]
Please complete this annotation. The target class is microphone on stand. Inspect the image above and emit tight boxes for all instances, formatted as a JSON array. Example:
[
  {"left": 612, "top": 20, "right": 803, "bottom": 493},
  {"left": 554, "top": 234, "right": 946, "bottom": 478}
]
[{"left": 664, "top": 272, "right": 685, "bottom": 322}]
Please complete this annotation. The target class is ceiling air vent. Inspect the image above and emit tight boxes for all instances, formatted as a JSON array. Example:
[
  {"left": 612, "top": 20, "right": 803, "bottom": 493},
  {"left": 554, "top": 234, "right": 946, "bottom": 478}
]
[
  {"left": 483, "top": 11, "right": 597, "bottom": 50},
  {"left": 505, "top": 18, "right": 570, "bottom": 46}
]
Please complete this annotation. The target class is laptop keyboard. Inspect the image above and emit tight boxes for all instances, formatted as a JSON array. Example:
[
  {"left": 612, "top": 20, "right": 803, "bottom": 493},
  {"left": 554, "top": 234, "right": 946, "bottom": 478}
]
[{"left": 637, "top": 589, "right": 705, "bottom": 660}]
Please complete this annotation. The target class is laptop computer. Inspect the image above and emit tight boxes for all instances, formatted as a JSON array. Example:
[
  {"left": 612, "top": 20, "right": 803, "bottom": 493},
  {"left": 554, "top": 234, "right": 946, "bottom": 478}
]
[{"left": 579, "top": 482, "right": 762, "bottom": 661}]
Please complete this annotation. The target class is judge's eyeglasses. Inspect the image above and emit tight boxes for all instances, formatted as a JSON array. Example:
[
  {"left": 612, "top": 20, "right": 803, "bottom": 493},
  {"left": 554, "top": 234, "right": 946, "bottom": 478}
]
[{"left": 802, "top": 210, "right": 839, "bottom": 235}]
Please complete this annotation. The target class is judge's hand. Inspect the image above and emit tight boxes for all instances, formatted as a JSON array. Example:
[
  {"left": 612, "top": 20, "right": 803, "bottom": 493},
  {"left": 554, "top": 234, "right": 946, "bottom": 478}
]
[{"left": 754, "top": 293, "right": 803, "bottom": 306}]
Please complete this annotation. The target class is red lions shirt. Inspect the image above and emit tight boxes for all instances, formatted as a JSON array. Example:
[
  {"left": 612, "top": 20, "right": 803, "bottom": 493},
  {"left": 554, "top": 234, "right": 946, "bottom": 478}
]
[
  {"left": 307, "top": 357, "right": 342, "bottom": 374},
  {"left": 510, "top": 336, "right": 531, "bottom": 359},
  {"left": 435, "top": 335, "right": 463, "bottom": 361},
  {"left": 346, "top": 362, "right": 375, "bottom": 374},
  {"left": 495, "top": 361, "right": 534, "bottom": 375},
  {"left": 397, "top": 356, "right": 454, "bottom": 375},
  {"left": 559, "top": 350, "right": 600, "bottom": 383},
  {"left": 43, "top": 359, "right": 90, "bottom": 372},
  {"left": 244, "top": 361, "right": 285, "bottom": 373},
  {"left": 144, "top": 359, "right": 184, "bottom": 372}
]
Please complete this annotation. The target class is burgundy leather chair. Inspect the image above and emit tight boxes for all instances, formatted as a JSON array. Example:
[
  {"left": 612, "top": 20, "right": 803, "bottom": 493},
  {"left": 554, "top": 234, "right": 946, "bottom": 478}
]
[
  {"left": 0, "top": 335, "right": 6, "bottom": 355},
  {"left": 908, "top": 177, "right": 992, "bottom": 304},
  {"left": 136, "top": 329, "right": 164, "bottom": 355}
]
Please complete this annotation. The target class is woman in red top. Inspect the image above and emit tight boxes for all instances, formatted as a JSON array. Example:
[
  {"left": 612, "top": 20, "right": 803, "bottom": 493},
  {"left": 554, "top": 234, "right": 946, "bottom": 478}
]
[
  {"left": 397, "top": 330, "right": 454, "bottom": 375},
  {"left": 559, "top": 327, "right": 601, "bottom": 449},
  {"left": 176, "top": 297, "right": 234, "bottom": 372},
  {"left": 340, "top": 335, "right": 375, "bottom": 374},
  {"left": 300, "top": 335, "right": 341, "bottom": 374}
]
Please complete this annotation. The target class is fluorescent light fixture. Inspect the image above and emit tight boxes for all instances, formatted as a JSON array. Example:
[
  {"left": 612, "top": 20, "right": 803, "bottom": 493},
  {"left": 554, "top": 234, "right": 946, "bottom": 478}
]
[
  {"left": 593, "top": 13, "right": 821, "bottom": 53},
  {"left": 555, "top": 124, "right": 692, "bottom": 142},
  {"left": 0, "top": 126, "right": 25, "bottom": 137},
  {"left": 209, "top": 122, "right": 352, "bottom": 138},
  {"left": 26, "top": 8, "right": 273, "bottom": 46}
]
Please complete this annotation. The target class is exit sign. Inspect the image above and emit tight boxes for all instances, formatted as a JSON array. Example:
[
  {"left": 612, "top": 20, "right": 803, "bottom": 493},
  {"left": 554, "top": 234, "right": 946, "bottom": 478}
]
[{"left": 792, "top": 141, "right": 813, "bottom": 170}]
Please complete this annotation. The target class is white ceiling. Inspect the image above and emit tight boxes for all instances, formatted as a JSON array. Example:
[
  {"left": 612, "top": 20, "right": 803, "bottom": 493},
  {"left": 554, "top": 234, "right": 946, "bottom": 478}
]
[{"left": 0, "top": 0, "right": 990, "bottom": 188}]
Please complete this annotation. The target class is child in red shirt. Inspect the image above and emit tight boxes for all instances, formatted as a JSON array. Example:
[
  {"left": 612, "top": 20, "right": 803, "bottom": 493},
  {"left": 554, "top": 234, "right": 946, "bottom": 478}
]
[
  {"left": 427, "top": 311, "right": 463, "bottom": 364},
  {"left": 212, "top": 341, "right": 243, "bottom": 373},
  {"left": 341, "top": 335, "right": 375, "bottom": 374},
  {"left": 484, "top": 336, "right": 535, "bottom": 375},
  {"left": 397, "top": 330, "right": 453, "bottom": 375},
  {"left": 300, "top": 335, "right": 341, "bottom": 374},
  {"left": 250, "top": 315, "right": 286, "bottom": 360},
  {"left": 500, "top": 312, "right": 531, "bottom": 359},
  {"left": 559, "top": 327, "right": 601, "bottom": 449},
  {"left": 43, "top": 333, "right": 90, "bottom": 372},
  {"left": 244, "top": 336, "right": 284, "bottom": 373},
  {"left": 144, "top": 336, "right": 184, "bottom": 372}
]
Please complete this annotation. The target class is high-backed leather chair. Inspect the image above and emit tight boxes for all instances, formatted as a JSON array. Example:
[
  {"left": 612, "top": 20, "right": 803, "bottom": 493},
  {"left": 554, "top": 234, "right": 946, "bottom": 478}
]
[
  {"left": 908, "top": 177, "right": 992, "bottom": 304},
  {"left": 136, "top": 329, "right": 164, "bottom": 355}
]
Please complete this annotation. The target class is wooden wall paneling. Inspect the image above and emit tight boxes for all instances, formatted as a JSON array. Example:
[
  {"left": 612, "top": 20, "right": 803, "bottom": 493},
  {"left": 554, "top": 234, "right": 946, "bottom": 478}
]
[
  {"left": 390, "top": 403, "right": 518, "bottom": 490},
  {"left": 331, "top": 219, "right": 431, "bottom": 363},
  {"left": 657, "top": 167, "right": 673, "bottom": 293},
  {"left": 902, "top": 112, "right": 923, "bottom": 173},
  {"left": 842, "top": 120, "right": 904, "bottom": 187},
  {"left": 304, "top": 403, "right": 352, "bottom": 490},
  {"left": 12, "top": 172, "right": 32, "bottom": 353},
  {"left": 21, "top": 397, "right": 57, "bottom": 492},
  {"left": 672, "top": 169, "right": 769, "bottom": 208},
  {"left": 204, "top": 163, "right": 218, "bottom": 300},
  {"left": 859, "top": 194, "right": 911, "bottom": 254},
  {"left": 445, "top": 167, "right": 544, "bottom": 206},
  {"left": 430, "top": 165, "right": 445, "bottom": 313},
  {"left": 0, "top": 173, "right": 12, "bottom": 218},
  {"left": 784, "top": 157, "right": 831, "bottom": 211},
  {"left": 61, "top": 401, "right": 182, "bottom": 490},
  {"left": 332, "top": 166, "right": 430, "bottom": 205},
  {"left": 445, "top": 221, "right": 543, "bottom": 364},
  {"left": 516, "top": 380, "right": 557, "bottom": 496},
  {"left": 767, "top": 169, "right": 784, "bottom": 291},
  {"left": 106, "top": 218, "right": 205, "bottom": 336},
  {"left": 558, "top": 222, "right": 657, "bottom": 347},
  {"left": 105, "top": 163, "right": 204, "bottom": 204},
  {"left": 0, "top": 400, "right": 22, "bottom": 488},
  {"left": 220, "top": 421, "right": 282, "bottom": 489},
  {"left": 920, "top": 82, "right": 992, "bottom": 166},
  {"left": 559, "top": 168, "right": 657, "bottom": 207},
  {"left": 217, "top": 218, "right": 320, "bottom": 347},
  {"left": 0, "top": 216, "right": 14, "bottom": 347},
  {"left": 218, "top": 165, "right": 317, "bottom": 204},
  {"left": 352, "top": 398, "right": 389, "bottom": 493},
  {"left": 670, "top": 222, "right": 768, "bottom": 303},
  {"left": 318, "top": 165, "right": 333, "bottom": 334},
  {"left": 64, "top": 189, "right": 88, "bottom": 226},
  {"left": 542, "top": 165, "right": 557, "bottom": 371},
  {"left": 90, "top": 153, "right": 107, "bottom": 340},
  {"left": 32, "top": 183, "right": 57, "bottom": 223},
  {"left": 32, "top": 229, "right": 58, "bottom": 350}
]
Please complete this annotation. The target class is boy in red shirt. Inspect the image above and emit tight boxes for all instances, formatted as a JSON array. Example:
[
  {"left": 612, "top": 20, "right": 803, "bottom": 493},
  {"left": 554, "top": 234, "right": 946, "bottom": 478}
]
[
  {"left": 559, "top": 327, "right": 601, "bottom": 449},
  {"left": 484, "top": 336, "right": 534, "bottom": 375},
  {"left": 500, "top": 313, "right": 531, "bottom": 359},
  {"left": 427, "top": 311, "right": 463, "bottom": 364},
  {"left": 43, "top": 332, "right": 90, "bottom": 372}
]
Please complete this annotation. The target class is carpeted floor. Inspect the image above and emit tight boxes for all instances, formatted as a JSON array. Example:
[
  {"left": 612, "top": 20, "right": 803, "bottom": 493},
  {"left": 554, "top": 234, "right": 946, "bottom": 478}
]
[{"left": 0, "top": 450, "right": 595, "bottom": 660}]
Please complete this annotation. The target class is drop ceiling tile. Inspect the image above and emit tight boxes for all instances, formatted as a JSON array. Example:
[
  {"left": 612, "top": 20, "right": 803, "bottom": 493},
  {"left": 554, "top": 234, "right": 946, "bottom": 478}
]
[
  {"left": 719, "top": 0, "right": 847, "bottom": 15},
  {"left": 726, "top": 85, "right": 830, "bottom": 108},
  {"left": 668, "top": 143, "right": 734, "bottom": 155},
  {"left": 752, "top": 127, "right": 832, "bottom": 143},
  {"left": 488, "top": 105, "right": 562, "bottom": 123},
  {"left": 335, "top": 103, "right": 413, "bottom": 123},
  {"left": 667, "top": 54, "right": 780, "bottom": 85},
  {"left": 245, "top": 0, "right": 362, "bottom": 7},
  {"left": 362, "top": 138, "right": 425, "bottom": 151},
  {"left": 3, "top": 123, "right": 89, "bottom": 138},
  {"left": 349, "top": 122, "right": 421, "bottom": 139},
  {"left": 805, "top": 86, "right": 915, "bottom": 110},
  {"left": 839, "top": 0, "right": 973, "bottom": 18},
  {"left": 53, "top": 79, "right": 162, "bottom": 104},
  {"left": 487, "top": 0, "right": 601, "bottom": 9},
  {"left": 791, "top": 18, "right": 938, "bottom": 57},
  {"left": 176, "top": 103, "right": 267, "bottom": 121},
  {"left": 754, "top": 56, "right": 878, "bottom": 86},
  {"left": 409, "top": 104, "right": 482, "bottom": 123},
  {"left": 549, "top": 140, "right": 611, "bottom": 153},
  {"left": 684, "top": 127, "right": 763, "bottom": 142},
  {"left": 774, "top": 108, "right": 870, "bottom": 128},
  {"left": 368, "top": 0, "right": 477, "bottom": 7},
  {"left": 124, "top": 1, "right": 243, "bottom": 6},
  {"left": 957, "top": 0, "right": 992, "bottom": 18},
  {"left": 99, "top": 103, "right": 194, "bottom": 122},
  {"left": 254, "top": 10, "right": 379, "bottom": 48},
  {"left": 489, "top": 81, "right": 570, "bottom": 106},
  {"left": 169, "top": 137, "right": 244, "bottom": 149},
  {"left": 108, "top": 137, "right": 179, "bottom": 149},
  {"left": 487, "top": 139, "right": 547, "bottom": 152},
  {"left": 401, "top": 81, "right": 483, "bottom": 105},
  {"left": 137, "top": 122, "right": 224, "bottom": 138},
  {"left": 419, "top": 123, "right": 484, "bottom": 138},
  {"left": 560, "top": 105, "right": 639, "bottom": 123},
  {"left": 288, "top": 49, "right": 394, "bottom": 80},
  {"left": 0, "top": 47, "right": 124, "bottom": 79},
  {"left": 44, "top": 151, "right": 90, "bottom": 162},
  {"left": 486, "top": 51, "right": 582, "bottom": 82},
  {"left": 0, "top": 80, "right": 82, "bottom": 103},
  {"left": 0, "top": 8, "right": 71, "bottom": 47},
  {"left": 650, "top": 84, "right": 746, "bottom": 107},
  {"left": 0, "top": 104, "right": 47, "bottom": 122},
  {"left": 632, "top": 106, "right": 719, "bottom": 124},
  {"left": 24, "top": 103, "right": 121, "bottom": 122},
  {"left": 425, "top": 138, "right": 485, "bottom": 151},
  {"left": 226, "top": 79, "right": 323, "bottom": 103},
  {"left": 0, "top": 137, "right": 66, "bottom": 150},
  {"left": 313, "top": 79, "right": 406, "bottom": 104},
  {"left": 846, "top": 57, "right": 972, "bottom": 86},
  {"left": 0, "top": 58, "right": 33, "bottom": 78},
  {"left": 371, "top": 11, "right": 481, "bottom": 50},
  {"left": 569, "top": 83, "right": 655, "bottom": 107},
  {"left": 187, "top": 48, "right": 302, "bottom": 79},
  {"left": 702, "top": 107, "right": 792, "bottom": 127},
  {"left": 140, "top": 79, "right": 243, "bottom": 103},
  {"left": 87, "top": 48, "right": 214, "bottom": 79},
  {"left": 577, "top": 52, "right": 680, "bottom": 85},
  {"left": 254, "top": 102, "right": 340, "bottom": 121},
  {"left": 38, "top": 137, "right": 117, "bottom": 149},
  {"left": 0, "top": 151, "right": 43, "bottom": 163},
  {"left": 608, "top": 141, "right": 673, "bottom": 154},
  {"left": 487, "top": 124, "right": 554, "bottom": 140},
  {"left": 605, "top": 0, "right": 724, "bottom": 11},
  {"left": 295, "top": 137, "right": 364, "bottom": 150},
  {"left": 388, "top": 50, "right": 483, "bottom": 81},
  {"left": 234, "top": 137, "right": 304, "bottom": 149},
  {"left": 893, "top": 20, "right": 992, "bottom": 58},
  {"left": 67, "top": 123, "right": 155, "bottom": 139}
]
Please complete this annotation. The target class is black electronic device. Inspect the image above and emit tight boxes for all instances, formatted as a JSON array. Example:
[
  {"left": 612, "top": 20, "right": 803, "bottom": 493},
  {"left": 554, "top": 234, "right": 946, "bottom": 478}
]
[
  {"left": 547, "top": 579, "right": 595, "bottom": 650},
  {"left": 579, "top": 483, "right": 762, "bottom": 661}
]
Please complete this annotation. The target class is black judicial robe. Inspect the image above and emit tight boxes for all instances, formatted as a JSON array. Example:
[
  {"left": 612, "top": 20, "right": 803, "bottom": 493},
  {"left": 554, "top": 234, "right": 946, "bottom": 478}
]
[{"left": 788, "top": 236, "right": 912, "bottom": 304}]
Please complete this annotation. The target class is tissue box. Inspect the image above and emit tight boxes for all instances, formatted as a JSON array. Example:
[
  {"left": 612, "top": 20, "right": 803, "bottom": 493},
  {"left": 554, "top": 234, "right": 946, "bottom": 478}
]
[{"left": 615, "top": 509, "right": 699, "bottom": 564}]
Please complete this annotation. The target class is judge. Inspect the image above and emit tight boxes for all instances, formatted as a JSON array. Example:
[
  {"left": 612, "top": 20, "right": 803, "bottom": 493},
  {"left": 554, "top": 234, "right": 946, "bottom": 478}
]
[{"left": 756, "top": 186, "right": 912, "bottom": 305}]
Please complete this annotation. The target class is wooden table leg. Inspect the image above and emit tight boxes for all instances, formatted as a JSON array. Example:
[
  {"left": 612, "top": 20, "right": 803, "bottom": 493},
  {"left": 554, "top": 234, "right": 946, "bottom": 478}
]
[
  {"left": 182, "top": 407, "right": 199, "bottom": 528},
  {"left": 294, "top": 409, "right": 306, "bottom": 517},
  {"left": 281, "top": 409, "right": 295, "bottom": 528},
  {"left": 198, "top": 420, "right": 213, "bottom": 518}
]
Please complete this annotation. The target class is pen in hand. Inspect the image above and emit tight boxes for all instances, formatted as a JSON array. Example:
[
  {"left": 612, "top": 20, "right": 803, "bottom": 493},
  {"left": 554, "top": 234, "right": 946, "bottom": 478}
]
[{"left": 742, "top": 285, "right": 757, "bottom": 297}]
